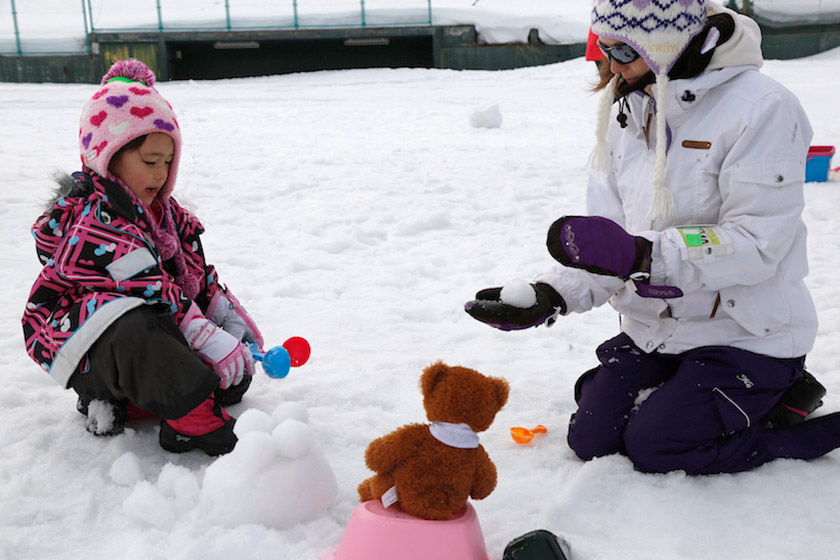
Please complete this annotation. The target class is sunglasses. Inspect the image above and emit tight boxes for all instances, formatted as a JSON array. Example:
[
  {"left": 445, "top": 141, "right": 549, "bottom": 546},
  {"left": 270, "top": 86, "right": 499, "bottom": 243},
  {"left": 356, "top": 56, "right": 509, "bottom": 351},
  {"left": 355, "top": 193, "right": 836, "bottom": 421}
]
[{"left": 597, "top": 41, "right": 642, "bottom": 64}]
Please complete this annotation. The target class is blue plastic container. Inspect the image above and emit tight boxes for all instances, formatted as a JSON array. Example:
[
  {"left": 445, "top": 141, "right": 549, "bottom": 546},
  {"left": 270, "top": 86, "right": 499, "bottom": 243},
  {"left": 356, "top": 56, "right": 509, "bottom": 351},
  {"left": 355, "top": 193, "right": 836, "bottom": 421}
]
[{"left": 805, "top": 145, "right": 835, "bottom": 183}]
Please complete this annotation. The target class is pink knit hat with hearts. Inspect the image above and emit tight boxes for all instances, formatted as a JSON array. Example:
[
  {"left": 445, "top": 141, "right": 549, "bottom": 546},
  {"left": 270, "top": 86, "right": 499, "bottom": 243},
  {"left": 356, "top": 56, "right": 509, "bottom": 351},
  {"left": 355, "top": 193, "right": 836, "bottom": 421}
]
[{"left": 79, "top": 59, "right": 182, "bottom": 198}]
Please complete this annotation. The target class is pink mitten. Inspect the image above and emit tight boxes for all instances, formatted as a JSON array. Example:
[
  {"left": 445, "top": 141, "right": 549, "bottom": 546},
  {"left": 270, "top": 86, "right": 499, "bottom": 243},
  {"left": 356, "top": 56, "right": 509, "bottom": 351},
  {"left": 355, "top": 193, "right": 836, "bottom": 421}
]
[{"left": 180, "top": 303, "right": 254, "bottom": 389}]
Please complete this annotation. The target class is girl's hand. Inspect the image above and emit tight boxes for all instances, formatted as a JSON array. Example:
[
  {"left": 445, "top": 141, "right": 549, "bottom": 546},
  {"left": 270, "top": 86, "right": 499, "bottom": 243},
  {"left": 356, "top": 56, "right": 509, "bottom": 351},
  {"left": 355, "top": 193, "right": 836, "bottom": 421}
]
[
  {"left": 180, "top": 303, "right": 254, "bottom": 388},
  {"left": 207, "top": 289, "right": 264, "bottom": 349}
]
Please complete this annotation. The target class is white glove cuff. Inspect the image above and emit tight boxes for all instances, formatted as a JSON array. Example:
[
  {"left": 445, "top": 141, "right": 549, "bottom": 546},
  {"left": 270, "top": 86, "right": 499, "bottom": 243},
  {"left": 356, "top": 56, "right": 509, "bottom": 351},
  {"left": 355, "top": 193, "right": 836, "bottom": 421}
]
[{"left": 184, "top": 319, "right": 216, "bottom": 351}]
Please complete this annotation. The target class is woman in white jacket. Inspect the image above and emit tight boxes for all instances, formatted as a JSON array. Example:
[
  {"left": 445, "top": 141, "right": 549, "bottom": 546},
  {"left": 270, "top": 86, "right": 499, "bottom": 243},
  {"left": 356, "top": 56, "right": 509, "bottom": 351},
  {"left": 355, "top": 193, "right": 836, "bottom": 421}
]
[{"left": 466, "top": 1, "right": 838, "bottom": 475}]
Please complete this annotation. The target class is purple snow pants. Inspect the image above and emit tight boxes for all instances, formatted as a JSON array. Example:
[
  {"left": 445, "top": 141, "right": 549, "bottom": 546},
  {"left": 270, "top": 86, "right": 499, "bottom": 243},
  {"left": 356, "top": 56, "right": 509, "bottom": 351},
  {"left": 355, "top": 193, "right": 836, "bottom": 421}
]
[{"left": 567, "top": 333, "right": 840, "bottom": 474}]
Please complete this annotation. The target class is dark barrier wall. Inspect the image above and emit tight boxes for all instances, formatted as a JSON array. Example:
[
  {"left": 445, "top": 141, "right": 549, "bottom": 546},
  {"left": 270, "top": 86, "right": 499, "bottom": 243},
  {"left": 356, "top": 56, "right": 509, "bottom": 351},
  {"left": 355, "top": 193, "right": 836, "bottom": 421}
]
[
  {"left": 1, "top": 22, "right": 839, "bottom": 84},
  {"left": 0, "top": 54, "right": 100, "bottom": 83},
  {"left": 760, "top": 22, "right": 840, "bottom": 59}
]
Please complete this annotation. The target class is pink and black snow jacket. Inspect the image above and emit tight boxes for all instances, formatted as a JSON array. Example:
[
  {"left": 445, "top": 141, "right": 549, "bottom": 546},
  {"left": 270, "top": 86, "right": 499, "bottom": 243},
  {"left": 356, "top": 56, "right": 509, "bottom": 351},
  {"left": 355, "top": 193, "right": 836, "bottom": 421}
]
[{"left": 22, "top": 172, "right": 222, "bottom": 388}]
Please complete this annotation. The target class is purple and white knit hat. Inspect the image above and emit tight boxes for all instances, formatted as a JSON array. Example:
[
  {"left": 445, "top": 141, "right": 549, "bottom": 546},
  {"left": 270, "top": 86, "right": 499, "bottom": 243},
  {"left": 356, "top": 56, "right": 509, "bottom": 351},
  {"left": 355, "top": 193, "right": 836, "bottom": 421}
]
[
  {"left": 79, "top": 59, "right": 182, "bottom": 198},
  {"left": 589, "top": 0, "right": 709, "bottom": 222},
  {"left": 592, "top": 0, "right": 708, "bottom": 75}
]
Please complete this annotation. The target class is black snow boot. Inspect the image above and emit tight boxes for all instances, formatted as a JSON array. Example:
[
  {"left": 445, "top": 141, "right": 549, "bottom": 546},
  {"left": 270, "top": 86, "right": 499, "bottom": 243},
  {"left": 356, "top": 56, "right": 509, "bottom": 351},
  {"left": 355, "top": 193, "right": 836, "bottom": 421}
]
[
  {"left": 158, "top": 397, "right": 237, "bottom": 456},
  {"left": 214, "top": 373, "right": 252, "bottom": 406},
  {"left": 159, "top": 419, "right": 237, "bottom": 456},
  {"left": 76, "top": 396, "right": 128, "bottom": 436},
  {"left": 765, "top": 371, "right": 827, "bottom": 428}
]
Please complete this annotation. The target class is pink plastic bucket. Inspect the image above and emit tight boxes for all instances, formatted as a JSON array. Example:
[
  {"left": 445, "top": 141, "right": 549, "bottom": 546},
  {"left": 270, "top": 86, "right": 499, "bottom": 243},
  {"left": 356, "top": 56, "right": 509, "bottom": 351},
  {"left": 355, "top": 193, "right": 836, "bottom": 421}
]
[{"left": 335, "top": 500, "right": 489, "bottom": 560}]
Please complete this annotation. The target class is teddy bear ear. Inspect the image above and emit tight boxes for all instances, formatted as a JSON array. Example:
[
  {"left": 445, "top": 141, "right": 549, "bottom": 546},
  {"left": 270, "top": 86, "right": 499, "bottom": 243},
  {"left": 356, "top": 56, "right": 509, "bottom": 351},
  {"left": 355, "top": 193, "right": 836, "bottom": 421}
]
[
  {"left": 420, "top": 361, "right": 449, "bottom": 395},
  {"left": 491, "top": 377, "right": 510, "bottom": 408}
]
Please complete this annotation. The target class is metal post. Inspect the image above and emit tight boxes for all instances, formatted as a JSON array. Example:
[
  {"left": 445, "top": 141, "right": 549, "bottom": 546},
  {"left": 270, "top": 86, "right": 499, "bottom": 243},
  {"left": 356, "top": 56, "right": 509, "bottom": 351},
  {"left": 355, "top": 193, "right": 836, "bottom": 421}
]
[
  {"left": 81, "top": 0, "right": 91, "bottom": 54},
  {"left": 742, "top": 0, "right": 753, "bottom": 16},
  {"left": 86, "top": 0, "right": 95, "bottom": 32},
  {"left": 156, "top": 0, "right": 164, "bottom": 31},
  {"left": 225, "top": 0, "right": 232, "bottom": 31},
  {"left": 427, "top": 0, "right": 432, "bottom": 24},
  {"left": 10, "top": 0, "right": 22, "bottom": 55},
  {"left": 360, "top": 0, "right": 366, "bottom": 27},
  {"left": 292, "top": 0, "right": 299, "bottom": 29}
]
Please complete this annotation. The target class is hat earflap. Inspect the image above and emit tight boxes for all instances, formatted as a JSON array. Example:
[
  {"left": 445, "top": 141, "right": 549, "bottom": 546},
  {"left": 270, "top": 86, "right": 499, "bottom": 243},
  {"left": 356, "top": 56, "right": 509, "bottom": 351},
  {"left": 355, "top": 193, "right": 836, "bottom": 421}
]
[
  {"left": 648, "top": 74, "right": 676, "bottom": 222},
  {"left": 588, "top": 74, "right": 619, "bottom": 171}
]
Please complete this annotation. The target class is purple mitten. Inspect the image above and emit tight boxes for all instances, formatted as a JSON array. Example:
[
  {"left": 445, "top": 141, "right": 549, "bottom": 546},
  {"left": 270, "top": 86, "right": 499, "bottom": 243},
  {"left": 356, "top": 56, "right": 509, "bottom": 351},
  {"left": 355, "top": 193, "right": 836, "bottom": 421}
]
[{"left": 546, "top": 216, "right": 683, "bottom": 299}]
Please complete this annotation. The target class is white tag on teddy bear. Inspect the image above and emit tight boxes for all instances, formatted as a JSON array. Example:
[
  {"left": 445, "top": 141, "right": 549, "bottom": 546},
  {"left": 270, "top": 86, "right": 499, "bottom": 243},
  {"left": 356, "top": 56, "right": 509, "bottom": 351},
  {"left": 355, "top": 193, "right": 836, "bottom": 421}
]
[{"left": 381, "top": 486, "right": 399, "bottom": 509}]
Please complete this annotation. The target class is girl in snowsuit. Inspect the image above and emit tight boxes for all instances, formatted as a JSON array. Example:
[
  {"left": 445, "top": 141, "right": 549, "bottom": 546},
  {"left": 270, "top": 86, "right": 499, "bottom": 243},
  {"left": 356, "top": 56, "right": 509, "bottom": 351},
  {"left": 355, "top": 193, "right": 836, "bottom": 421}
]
[
  {"left": 22, "top": 59, "right": 263, "bottom": 456},
  {"left": 465, "top": 1, "right": 839, "bottom": 475}
]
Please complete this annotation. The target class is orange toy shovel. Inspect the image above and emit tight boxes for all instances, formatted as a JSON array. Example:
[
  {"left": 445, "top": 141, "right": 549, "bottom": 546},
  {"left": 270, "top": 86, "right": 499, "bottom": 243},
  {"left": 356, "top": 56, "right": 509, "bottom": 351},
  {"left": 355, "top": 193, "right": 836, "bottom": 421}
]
[{"left": 510, "top": 424, "right": 547, "bottom": 444}]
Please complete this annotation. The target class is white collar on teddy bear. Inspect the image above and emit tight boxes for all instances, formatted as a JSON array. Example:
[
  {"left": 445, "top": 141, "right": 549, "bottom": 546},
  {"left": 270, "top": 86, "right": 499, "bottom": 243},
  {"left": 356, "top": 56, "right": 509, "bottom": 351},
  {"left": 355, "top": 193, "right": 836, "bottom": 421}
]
[{"left": 429, "top": 422, "right": 480, "bottom": 449}]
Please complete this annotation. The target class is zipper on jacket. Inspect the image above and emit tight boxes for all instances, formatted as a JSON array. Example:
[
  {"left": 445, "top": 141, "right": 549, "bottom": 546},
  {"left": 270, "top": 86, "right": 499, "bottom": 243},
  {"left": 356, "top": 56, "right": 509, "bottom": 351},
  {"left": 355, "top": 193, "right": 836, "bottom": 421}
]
[{"left": 710, "top": 293, "right": 721, "bottom": 318}]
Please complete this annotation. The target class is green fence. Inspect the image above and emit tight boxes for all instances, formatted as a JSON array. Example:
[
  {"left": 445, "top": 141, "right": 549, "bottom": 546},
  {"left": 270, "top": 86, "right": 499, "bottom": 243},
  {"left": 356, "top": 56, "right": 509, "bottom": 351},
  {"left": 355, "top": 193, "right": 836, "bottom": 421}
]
[{"left": 1, "top": 0, "right": 433, "bottom": 55}]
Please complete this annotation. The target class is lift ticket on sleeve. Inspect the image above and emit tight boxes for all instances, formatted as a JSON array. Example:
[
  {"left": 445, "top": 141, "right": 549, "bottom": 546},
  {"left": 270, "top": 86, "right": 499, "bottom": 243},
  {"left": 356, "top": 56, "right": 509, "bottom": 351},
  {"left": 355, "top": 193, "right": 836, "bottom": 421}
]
[{"left": 675, "top": 225, "right": 733, "bottom": 261}]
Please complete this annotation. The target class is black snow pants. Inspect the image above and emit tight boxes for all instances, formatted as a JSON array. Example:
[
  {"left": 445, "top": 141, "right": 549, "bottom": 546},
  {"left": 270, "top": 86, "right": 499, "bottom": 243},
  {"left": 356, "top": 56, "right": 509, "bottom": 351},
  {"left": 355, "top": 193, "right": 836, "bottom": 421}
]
[{"left": 68, "top": 305, "right": 219, "bottom": 420}]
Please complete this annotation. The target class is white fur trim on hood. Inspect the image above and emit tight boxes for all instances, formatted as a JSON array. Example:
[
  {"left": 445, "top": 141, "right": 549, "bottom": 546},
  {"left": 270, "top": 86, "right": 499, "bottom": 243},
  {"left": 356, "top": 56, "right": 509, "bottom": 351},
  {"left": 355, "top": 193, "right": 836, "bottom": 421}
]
[{"left": 706, "top": 2, "right": 764, "bottom": 71}]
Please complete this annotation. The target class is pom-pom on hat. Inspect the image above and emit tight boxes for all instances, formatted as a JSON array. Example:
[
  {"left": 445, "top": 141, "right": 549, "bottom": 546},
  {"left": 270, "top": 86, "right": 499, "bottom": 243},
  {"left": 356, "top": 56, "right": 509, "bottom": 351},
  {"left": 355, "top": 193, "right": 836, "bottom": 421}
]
[
  {"left": 590, "top": 0, "right": 709, "bottom": 223},
  {"left": 79, "top": 59, "right": 181, "bottom": 198}
]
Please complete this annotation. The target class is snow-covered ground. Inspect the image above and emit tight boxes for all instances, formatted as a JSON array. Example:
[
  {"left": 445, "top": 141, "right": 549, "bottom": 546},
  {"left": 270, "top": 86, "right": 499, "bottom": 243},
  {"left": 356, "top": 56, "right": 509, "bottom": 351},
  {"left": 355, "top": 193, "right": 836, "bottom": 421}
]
[
  {"left": 3, "top": 0, "right": 840, "bottom": 54},
  {"left": 2, "top": 6, "right": 840, "bottom": 560}
]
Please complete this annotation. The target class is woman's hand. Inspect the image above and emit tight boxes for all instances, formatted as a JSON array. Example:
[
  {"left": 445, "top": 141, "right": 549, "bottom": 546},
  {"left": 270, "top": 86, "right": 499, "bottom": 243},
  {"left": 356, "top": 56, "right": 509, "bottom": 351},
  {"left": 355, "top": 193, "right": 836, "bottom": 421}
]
[{"left": 465, "top": 283, "right": 566, "bottom": 331}]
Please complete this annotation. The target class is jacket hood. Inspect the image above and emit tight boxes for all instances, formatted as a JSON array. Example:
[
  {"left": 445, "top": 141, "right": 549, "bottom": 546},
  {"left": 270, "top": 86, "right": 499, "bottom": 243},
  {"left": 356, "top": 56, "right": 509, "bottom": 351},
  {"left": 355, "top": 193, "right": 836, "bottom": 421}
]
[{"left": 706, "top": 2, "right": 764, "bottom": 71}]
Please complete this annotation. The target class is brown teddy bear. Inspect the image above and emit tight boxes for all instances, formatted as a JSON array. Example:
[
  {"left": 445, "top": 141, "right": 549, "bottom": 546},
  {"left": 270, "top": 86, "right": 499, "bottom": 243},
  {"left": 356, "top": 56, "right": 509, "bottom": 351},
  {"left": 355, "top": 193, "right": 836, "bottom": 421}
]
[{"left": 357, "top": 361, "right": 510, "bottom": 520}]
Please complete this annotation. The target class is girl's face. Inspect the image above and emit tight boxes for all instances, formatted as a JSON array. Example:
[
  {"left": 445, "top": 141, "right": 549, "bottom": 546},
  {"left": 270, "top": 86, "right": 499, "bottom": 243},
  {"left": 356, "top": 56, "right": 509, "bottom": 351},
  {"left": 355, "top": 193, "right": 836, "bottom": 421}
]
[
  {"left": 600, "top": 37, "right": 651, "bottom": 85},
  {"left": 110, "top": 132, "right": 175, "bottom": 206}
]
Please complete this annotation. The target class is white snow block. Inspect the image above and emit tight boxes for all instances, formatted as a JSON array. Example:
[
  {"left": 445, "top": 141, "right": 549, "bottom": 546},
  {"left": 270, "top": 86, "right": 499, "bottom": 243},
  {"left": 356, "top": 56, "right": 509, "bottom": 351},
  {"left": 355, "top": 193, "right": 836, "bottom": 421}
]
[{"left": 200, "top": 402, "right": 337, "bottom": 529}]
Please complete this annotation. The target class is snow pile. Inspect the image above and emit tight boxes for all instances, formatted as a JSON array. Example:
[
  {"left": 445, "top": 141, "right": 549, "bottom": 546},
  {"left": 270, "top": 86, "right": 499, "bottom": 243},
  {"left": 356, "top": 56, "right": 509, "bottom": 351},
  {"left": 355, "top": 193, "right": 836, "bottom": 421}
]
[
  {"left": 469, "top": 104, "right": 503, "bottom": 129},
  {"left": 109, "top": 451, "right": 143, "bottom": 486},
  {"left": 753, "top": 0, "right": 840, "bottom": 25},
  {"left": 431, "top": 0, "right": 589, "bottom": 45},
  {"left": 201, "top": 402, "right": 338, "bottom": 529},
  {"left": 122, "top": 463, "right": 202, "bottom": 529},
  {"left": 0, "top": 0, "right": 591, "bottom": 54},
  {"left": 7, "top": 0, "right": 840, "bottom": 55},
  {"left": 104, "top": 403, "right": 337, "bottom": 533}
]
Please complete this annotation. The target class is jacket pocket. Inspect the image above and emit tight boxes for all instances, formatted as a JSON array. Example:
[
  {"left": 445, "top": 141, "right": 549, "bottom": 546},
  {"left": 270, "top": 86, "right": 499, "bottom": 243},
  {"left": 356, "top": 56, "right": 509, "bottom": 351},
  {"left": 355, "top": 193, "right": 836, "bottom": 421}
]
[
  {"left": 712, "top": 387, "right": 751, "bottom": 435},
  {"left": 734, "top": 158, "right": 804, "bottom": 188},
  {"left": 666, "top": 289, "right": 720, "bottom": 320},
  {"left": 718, "top": 276, "right": 791, "bottom": 337}
]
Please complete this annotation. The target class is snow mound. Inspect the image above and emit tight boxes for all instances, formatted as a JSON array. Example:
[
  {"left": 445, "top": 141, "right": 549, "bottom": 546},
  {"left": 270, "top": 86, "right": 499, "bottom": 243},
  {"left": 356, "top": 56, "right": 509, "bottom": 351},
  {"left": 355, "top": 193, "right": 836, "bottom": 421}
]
[
  {"left": 110, "top": 451, "right": 142, "bottom": 486},
  {"left": 200, "top": 402, "right": 338, "bottom": 529},
  {"left": 469, "top": 104, "right": 503, "bottom": 129},
  {"left": 123, "top": 463, "right": 200, "bottom": 529}
]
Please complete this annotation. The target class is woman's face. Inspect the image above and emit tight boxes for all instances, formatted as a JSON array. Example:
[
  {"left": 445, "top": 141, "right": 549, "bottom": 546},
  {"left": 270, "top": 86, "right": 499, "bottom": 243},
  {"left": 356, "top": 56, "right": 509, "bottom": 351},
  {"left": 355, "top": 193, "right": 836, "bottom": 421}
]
[
  {"left": 110, "top": 133, "right": 174, "bottom": 206},
  {"left": 600, "top": 37, "right": 651, "bottom": 85}
]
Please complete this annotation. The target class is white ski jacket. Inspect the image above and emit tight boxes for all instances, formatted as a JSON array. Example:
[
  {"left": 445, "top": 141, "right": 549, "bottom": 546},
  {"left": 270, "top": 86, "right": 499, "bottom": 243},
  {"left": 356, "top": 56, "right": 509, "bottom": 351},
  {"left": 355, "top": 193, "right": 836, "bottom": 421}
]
[{"left": 537, "top": 7, "right": 817, "bottom": 359}]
